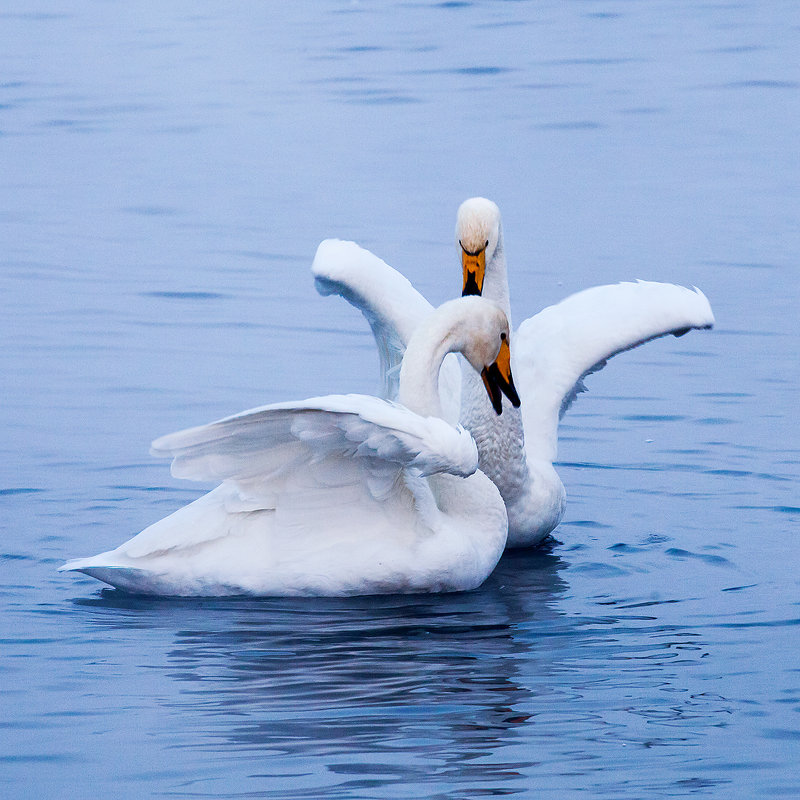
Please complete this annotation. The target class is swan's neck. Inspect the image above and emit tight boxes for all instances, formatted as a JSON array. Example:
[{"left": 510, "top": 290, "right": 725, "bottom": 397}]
[
  {"left": 397, "top": 314, "right": 458, "bottom": 418},
  {"left": 485, "top": 227, "right": 512, "bottom": 328}
]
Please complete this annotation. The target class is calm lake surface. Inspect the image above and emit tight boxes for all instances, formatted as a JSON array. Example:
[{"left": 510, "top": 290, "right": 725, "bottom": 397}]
[{"left": 1, "top": 1, "right": 798, "bottom": 797}]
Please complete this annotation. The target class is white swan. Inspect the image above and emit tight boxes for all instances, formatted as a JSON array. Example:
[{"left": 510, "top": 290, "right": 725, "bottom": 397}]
[
  {"left": 59, "top": 297, "right": 520, "bottom": 596},
  {"left": 312, "top": 198, "right": 714, "bottom": 548}
]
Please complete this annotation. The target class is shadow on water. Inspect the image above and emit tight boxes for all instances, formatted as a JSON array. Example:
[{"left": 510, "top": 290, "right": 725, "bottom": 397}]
[
  {"left": 68, "top": 544, "right": 739, "bottom": 798},
  {"left": 68, "top": 546, "right": 568, "bottom": 790}
]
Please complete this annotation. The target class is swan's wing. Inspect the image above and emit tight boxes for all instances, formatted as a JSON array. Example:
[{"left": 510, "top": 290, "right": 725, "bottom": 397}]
[
  {"left": 150, "top": 394, "right": 479, "bottom": 486},
  {"left": 312, "top": 239, "right": 434, "bottom": 400},
  {"left": 514, "top": 280, "right": 714, "bottom": 461},
  {"left": 67, "top": 399, "right": 477, "bottom": 567}
]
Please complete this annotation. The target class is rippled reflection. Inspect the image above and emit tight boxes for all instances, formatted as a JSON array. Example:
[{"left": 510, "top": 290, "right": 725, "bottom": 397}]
[{"left": 68, "top": 546, "right": 750, "bottom": 798}]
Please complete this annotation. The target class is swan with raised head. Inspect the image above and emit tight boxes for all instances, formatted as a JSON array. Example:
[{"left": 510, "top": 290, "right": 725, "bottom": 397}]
[
  {"left": 59, "top": 296, "right": 520, "bottom": 596},
  {"left": 312, "top": 198, "right": 714, "bottom": 548}
]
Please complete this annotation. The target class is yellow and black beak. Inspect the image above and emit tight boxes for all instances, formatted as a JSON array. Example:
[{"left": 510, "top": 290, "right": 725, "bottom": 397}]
[
  {"left": 461, "top": 240, "right": 487, "bottom": 296},
  {"left": 480, "top": 336, "right": 521, "bottom": 415}
]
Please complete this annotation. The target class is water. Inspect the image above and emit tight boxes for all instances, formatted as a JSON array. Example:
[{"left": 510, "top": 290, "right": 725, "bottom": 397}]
[{"left": 1, "top": 1, "right": 798, "bottom": 797}]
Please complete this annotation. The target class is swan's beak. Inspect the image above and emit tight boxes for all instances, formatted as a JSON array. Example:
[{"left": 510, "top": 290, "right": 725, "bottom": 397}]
[
  {"left": 480, "top": 338, "right": 521, "bottom": 415},
  {"left": 461, "top": 242, "right": 487, "bottom": 296}
]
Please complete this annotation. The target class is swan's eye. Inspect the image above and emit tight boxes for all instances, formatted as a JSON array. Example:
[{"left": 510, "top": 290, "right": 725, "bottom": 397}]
[
  {"left": 485, "top": 239, "right": 489, "bottom": 248},
  {"left": 500, "top": 332, "right": 507, "bottom": 341}
]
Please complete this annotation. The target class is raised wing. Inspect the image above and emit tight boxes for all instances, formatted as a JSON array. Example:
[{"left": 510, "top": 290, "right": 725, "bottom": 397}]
[
  {"left": 71, "top": 398, "right": 477, "bottom": 566},
  {"left": 312, "top": 239, "right": 434, "bottom": 401},
  {"left": 514, "top": 280, "right": 714, "bottom": 463},
  {"left": 312, "top": 239, "right": 462, "bottom": 424},
  {"left": 151, "top": 394, "right": 479, "bottom": 486}
]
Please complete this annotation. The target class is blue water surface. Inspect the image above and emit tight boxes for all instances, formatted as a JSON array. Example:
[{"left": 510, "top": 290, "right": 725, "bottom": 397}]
[{"left": 1, "top": 1, "right": 798, "bottom": 798}]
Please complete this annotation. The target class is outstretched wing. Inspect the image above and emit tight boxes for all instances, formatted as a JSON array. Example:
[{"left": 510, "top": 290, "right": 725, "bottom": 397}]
[
  {"left": 312, "top": 239, "right": 434, "bottom": 400},
  {"left": 151, "top": 394, "right": 479, "bottom": 486},
  {"left": 60, "top": 399, "right": 479, "bottom": 570},
  {"left": 312, "top": 239, "right": 462, "bottom": 423},
  {"left": 514, "top": 280, "right": 714, "bottom": 462}
]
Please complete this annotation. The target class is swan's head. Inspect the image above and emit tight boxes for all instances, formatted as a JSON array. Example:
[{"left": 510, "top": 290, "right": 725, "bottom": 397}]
[
  {"left": 456, "top": 197, "right": 501, "bottom": 297},
  {"left": 449, "top": 296, "right": 521, "bottom": 415}
]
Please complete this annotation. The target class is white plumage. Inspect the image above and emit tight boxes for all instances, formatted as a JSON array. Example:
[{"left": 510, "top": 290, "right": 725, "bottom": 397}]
[
  {"left": 59, "top": 297, "right": 514, "bottom": 596},
  {"left": 312, "top": 197, "right": 714, "bottom": 548}
]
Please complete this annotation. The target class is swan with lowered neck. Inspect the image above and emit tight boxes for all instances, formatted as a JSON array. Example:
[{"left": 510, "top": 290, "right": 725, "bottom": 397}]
[
  {"left": 59, "top": 296, "right": 520, "bottom": 596},
  {"left": 312, "top": 198, "right": 714, "bottom": 548}
]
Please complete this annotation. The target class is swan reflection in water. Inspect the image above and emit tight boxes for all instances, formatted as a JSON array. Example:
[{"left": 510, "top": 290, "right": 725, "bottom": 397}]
[{"left": 73, "top": 543, "right": 733, "bottom": 797}]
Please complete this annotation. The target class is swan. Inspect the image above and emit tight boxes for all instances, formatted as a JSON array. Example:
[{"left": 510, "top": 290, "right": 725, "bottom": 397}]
[
  {"left": 312, "top": 198, "right": 714, "bottom": 548},
  {"left": 59, "top": 297, "right": 520, "bottom": 596}
]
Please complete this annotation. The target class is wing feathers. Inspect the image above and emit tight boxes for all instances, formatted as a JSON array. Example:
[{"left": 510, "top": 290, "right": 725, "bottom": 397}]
[
  {"left": 515, "top": 280, "right": 714, "bottom": 462},
  {"left": 312, "top": 239, "right": 433, "bottom": 400},
  {"left": 151, "top": 395, "right": 478, "bottom": 485}
]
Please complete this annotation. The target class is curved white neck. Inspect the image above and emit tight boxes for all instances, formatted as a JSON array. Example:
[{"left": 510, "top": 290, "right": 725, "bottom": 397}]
[
  {"left": 397, "top": 313, "right": 460, "bottom": 419},
  {"left": 484, "top": 226, "right": 512, "bottom": 329}
]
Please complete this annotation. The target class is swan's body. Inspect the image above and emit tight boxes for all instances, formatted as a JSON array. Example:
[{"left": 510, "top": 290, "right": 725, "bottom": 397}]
[
  {"left": 312, "top": 198, "right": 714, "bottom": 548},
  {"left": 60, "top": 298, "right": 515, "bottom": 596}
]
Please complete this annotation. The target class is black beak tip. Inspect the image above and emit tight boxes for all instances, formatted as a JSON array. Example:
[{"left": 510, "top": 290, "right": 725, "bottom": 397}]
[
  {"left": 483, "top": 364, "right": 520, "bottom": 415},
  {"left": 490, "top": 392, "right": 503, "bottom": 415},
  {"left": 462, "top": 271, "right": 482, "bottom": 297},
  {"left": 482, "top": 366, "right": 504, "bottom": 415}
]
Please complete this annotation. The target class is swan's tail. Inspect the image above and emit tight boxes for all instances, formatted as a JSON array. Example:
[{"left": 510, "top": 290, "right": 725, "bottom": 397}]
[
  {"left": 59, "top": 558, "right": 162, "bottom": 593},
  {"left": 59, "top": 557, "right": 246, "bottom": 596}
]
